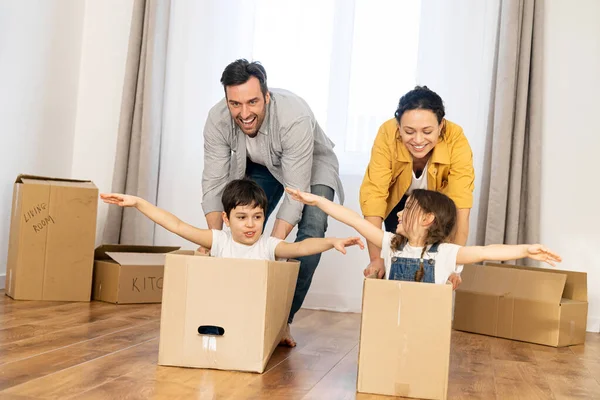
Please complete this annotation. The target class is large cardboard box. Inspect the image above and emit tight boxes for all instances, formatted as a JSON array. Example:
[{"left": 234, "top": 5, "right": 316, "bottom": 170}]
[
  {"left": 453, "top": 263, "right": 588, "bottom": 347},
  {"left": 158, "top": 251, "right": 300, "bottom": 373},
  {"left": 92, "top": 245, "right": 180, "bottom": 304},
  {"left": 357, "top": 278, "right": 453, "bottom": 400},
  {"left": 6, "top": 174, "right": 98, "bottom": 301}
]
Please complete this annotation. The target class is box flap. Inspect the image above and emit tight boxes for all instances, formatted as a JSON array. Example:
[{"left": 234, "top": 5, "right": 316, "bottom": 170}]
[
  {"left": 16, "top": 174, "right": 91, "bottom": 184},
  {"left": 562, "top": 271, "right": 588, "bottom": 302},
  {"left": 512, "top": 268, "right": 566, "bottom": 304},
  {"left": 459, "top": 263, "right": 518, "bottom": 296},
  {"left": 485, "top": 262, "right": 587, "bottom": 302},
  {"left": 95, "top": 244, "right": 180, "bottom": 260},
  {"left": 459, "top": 264, "right": 566, "bottom": 304},
  {"left": 105, "top": 252, "right": 167, "bottom": 266},
  {"left": 21, "top": 179, "right": 97, "bottom": 190}
]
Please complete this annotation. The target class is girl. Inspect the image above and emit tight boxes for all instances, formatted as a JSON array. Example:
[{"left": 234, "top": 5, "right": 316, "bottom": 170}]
[{"left": 285, "top": 188, "right": 561, "bottom": 288}]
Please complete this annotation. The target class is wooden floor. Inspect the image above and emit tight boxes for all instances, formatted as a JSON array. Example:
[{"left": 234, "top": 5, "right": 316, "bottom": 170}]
[{"left": 0, "top": 291, "right": 599, "bottom": 400}]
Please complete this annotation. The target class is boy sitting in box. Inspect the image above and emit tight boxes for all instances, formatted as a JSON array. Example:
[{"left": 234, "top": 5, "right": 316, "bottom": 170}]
[{"left": 100, "top": 179, "right": 364, "bottom": 346}]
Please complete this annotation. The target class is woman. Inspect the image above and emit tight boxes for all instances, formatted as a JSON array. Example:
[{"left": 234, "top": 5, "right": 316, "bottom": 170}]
[{"left": 359, "top": 86, "right": 475, "bottom": 283}]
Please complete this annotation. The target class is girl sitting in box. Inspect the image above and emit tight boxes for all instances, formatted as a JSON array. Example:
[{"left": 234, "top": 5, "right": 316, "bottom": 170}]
[{"left": 285, "top": 187, "right": 561, "bottom": 287}]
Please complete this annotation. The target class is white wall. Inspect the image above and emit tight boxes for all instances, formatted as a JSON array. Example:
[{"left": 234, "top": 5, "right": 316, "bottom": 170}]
[
  {"left": 0, "top": 0, "right": 85, "bottom": 288},
  {"left": 0, "top": 0, "right": 133, "bottom": 289},
  {"left": 539, "top": 0, "right": 600, "bottom": 332}
]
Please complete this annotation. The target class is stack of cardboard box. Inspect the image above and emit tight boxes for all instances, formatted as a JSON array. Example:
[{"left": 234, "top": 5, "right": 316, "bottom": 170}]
[{"left": 6, "top": 174, "right": 179, "bottom": 304}]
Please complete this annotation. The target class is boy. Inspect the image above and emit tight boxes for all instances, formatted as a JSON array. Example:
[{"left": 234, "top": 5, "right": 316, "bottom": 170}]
[{"left": 100, "top": 180, "right": 364, "bottom": 346}]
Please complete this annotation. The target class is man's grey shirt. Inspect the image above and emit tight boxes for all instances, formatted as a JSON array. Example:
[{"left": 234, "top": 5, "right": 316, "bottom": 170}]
[{"left": 202, "top": 88, "right": 344, "bottom": 226}]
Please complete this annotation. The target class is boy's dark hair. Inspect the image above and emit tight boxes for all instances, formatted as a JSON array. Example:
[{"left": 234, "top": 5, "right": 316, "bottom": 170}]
[
  {"left": 391, "top": 189, "right": 457, "bottom": 282},
  {"left": 221, "top": 179, "right": 268, "bottom": 217},
  {"left": 220, "top": 59, "right": 269, "bottom": 98},
  {"left": 394, "top": 85, "right": 446, "bottom": 138}
]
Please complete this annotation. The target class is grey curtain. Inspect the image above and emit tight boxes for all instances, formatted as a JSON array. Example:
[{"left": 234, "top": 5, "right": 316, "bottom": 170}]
[
  {"left": 103, "top": 0, "right": 171, "bottom": 245},
  {"left": 477, "top": 0, "right": 544, "bottom": 252}
]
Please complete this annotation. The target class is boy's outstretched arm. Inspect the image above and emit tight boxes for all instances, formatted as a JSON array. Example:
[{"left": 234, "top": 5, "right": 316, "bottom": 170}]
[
  {"left": 275, "top": 237, "right": 365, "bottom": 259},
  {"left": 100, "top": 193, "right": 213, "bottom": 249},
  {"left": 456, "top": 244, "right": 562, "bottom": 266},
  {"left": 285, "top": 188, "right": 385, "bottom": 249}
]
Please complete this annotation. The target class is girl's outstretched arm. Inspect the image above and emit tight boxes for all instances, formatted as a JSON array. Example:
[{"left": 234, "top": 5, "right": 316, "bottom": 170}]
[
  {"left": 456, "top": 243, "right": 562, "bottom": 266},
  {"left": 285, "top": 188, "right": 385, "bottom": 249}
]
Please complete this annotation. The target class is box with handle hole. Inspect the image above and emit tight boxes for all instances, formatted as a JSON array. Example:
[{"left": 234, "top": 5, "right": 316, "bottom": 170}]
[{"left": 158, "top": 250, "right": 299, "bottom": 373}]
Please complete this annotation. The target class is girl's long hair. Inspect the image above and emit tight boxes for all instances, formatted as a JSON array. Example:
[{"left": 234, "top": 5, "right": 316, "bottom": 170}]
[{"left": 390, "top": 189, "right": 457, "bottom": 281}]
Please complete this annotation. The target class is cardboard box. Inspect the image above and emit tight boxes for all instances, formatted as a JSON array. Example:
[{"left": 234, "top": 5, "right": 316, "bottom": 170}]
[
  {"left": 6, "top": 174, "right": 98, "bottom": 301},
  {"left": 453, "top": 263, "right": 588, "bottom": 347},
  {"left": 357, "top": 278, "right": 453, "bottom": 400},
  {"left": 92, "top": 245, "right": 180, "bottom": 304},
  {"left": 158, "top": 251, "right": 300, "bottom": 373}
]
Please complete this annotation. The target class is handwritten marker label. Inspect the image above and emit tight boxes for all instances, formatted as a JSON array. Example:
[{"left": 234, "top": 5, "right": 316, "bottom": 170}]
[{"left": 132, "top": 276, "right": 164, "bottom": 292}]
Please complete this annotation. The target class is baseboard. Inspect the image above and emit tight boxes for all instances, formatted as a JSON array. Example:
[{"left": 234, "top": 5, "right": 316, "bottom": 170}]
[
  {"left": 301, "top": 292, "right": 362, "bottom": 314},
  {"left": 0, "top": 273, "right": 5, "bottom": 291},
  {"left": 588, "top": 316, "right": 600, "bottom": 333}
]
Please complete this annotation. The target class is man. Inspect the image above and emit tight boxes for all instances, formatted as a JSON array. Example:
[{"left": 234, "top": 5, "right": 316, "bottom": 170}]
[{"left": 202, "top": 59, "right": 344, "bottom": 347}]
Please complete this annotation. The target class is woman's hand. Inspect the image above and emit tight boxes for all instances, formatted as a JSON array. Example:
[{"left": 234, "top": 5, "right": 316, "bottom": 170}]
[
  {"left": 100, "top": 193, "right": 139, "bottom": 207},
  {"left": 364, "top": 258, "right": 386, "bottom": 279}
]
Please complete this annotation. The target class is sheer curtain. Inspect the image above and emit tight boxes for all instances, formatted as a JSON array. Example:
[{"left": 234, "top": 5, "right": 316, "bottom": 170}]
[
  {"left": 157, "top": 0, "right": 421, "bottom": 312},
  {"left": 417, "top": 0, "right": 502, "bottom": 246}
]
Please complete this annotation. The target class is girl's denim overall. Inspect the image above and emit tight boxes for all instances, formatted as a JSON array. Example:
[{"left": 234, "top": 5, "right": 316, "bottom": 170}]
[{"left": 388, "top": 243, "right": 440, "bottom": 283}]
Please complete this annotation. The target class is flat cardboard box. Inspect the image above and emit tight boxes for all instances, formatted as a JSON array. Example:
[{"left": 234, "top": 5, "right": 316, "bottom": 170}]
[
  {"left": 357, "top": 278, "right": 453, "bottom": 400},
  {"left": 158, "top": 251, "right": 300, "bottom": 373},
  {"left": 92, "top": 244, "right": 180, "bottom": 304},
  {"left": 6, "top": 174, "right": 98, "bottom": 301},
  {"left": 453, "top": 263, "right": 588, "bottom": 347}
]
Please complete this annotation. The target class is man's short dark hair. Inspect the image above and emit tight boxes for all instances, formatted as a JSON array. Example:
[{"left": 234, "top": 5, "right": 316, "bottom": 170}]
[
  {"left": 221, "top": 179, "right": 268, "bottom": 217},
  {"left": 220, "top": 59, "right": 269, "bottom": 97}
]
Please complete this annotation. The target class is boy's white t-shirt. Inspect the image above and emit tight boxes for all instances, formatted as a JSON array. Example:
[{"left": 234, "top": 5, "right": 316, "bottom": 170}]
[
  {"left": 380, "top": 232, "right": 463, "bottom": 284},
  {"left": 210, "top": 229, "right": 282, "bottom": 261}
]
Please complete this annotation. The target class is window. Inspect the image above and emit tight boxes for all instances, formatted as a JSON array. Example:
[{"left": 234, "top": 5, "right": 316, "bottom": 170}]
[{"left": 252, "top": 0, "right": 421, "bottom": 174}]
